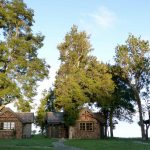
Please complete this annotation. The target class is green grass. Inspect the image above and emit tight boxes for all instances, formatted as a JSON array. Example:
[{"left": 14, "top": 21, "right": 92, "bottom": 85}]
[
  {"left": 0, "top": 135, "right": 54, "bottom": 150},
  {"left": 65, "top": 138, "right": 150, "bottom": 150},
  {"left": 1, "top": 136, "right": 150, "bottom": 150}
]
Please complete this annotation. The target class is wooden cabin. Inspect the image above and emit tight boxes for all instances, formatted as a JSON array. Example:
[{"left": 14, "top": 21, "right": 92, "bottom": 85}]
[
  {"left": 46, "top": 108, "right": 104, "bottom": 139},
  {"left": 46, "top": 112, "right": 68, "bottom": 138},
  {"left": 0, "top": 106, "right": 34, "bottom": 139}
]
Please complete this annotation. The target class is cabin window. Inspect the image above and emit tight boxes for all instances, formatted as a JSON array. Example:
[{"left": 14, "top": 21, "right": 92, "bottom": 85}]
[
  {"left": 0, "top": 122, "right": 3, "bottom": 130},
  {"left": 0, "top": 122, "right": 15, "bottom": 130},
  {"left": 80, "top": 123, "right": 86, "bottom": 130},
  {"left": 86, "top": 122, "right": 93, "bottom": 131},
  {"left": 79, "top": 122, "right": 94, "bottom": 131}
]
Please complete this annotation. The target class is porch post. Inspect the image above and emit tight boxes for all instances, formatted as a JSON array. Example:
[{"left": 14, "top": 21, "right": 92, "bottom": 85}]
[{"left": 69, "top": 126, "right": 73, "bottom": 139}]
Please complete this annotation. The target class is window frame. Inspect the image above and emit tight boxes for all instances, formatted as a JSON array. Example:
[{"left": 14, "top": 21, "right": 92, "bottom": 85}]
[
  {"left": 0, "top": 122, "right": 15, "bottom": 130},
  {"left": 80, "top": 122, "right": 86, "bottom": 131},
  {"left": 79, "top": 122, "right": 94, "bottom": 132},
  {"left": 86, "top": 122, "right": 94, "bottom": 131}
]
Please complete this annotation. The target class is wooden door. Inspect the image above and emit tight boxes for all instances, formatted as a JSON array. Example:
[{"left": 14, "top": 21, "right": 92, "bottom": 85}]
[{"left": 51, "top": 125, "right": 59, "bottom": 138}]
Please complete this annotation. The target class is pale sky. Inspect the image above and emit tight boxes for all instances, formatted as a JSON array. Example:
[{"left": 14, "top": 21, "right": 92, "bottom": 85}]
[{"left": 10, "top": 0, "right": 150, "bottom": 137}]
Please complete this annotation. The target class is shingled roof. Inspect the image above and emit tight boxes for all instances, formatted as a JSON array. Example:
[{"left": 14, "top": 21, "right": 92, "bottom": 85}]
[
  {"left": 46, "top": 112, "right": 64, "bottom": 124},
  {"left": 93, "top": 113, "right": 105, "bottom": 124},
  {"left": 17, "top": 113, "right": 34, "bottom": 123},
  {"left": 46, "top": 109, "right": 105, "bottom": 124},
  {"left": 0, "top": 107, "right": 34, "bottom": 123}
]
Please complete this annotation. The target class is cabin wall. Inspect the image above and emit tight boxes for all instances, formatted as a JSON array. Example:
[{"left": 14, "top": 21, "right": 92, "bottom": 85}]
[
  {"left": 71, "top": 110, "right": 101, "bottom": 139},
  {"left": 0, "top": 130, "right": 14, "bottom": 139},
  {"left": 72, "top": 121, "right": 100, "bottom": 139},
  {"left": 47, "top": 124, "right": 68, "bottom": 138},
  {"left": 22, "top": 124, "right": 32, "bottom": 138},
  {"left": 46, "top": 109, "right": 103, "bottom": 139},
  {"left": 0, "top": 111, "right": 22, "bottom": 139}
]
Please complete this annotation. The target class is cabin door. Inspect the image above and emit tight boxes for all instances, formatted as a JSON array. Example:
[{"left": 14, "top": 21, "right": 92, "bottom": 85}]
[{"left": 51, "top": 125, "right": 59, "bottom": 138}]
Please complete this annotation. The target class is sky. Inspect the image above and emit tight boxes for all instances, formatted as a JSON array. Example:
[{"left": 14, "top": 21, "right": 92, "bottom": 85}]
[
  {"left": 10, "top": 0, "right": 150, "bottom": 137},
  {"left": 23, "top": 0, "right": 150, "bottom": 87}
]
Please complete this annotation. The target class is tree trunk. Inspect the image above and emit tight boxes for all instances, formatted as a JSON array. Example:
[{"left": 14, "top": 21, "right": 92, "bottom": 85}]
[
  {"left": 145, "top": 125, "right": 149, "bottom": 140},
  {"left": 41, "top": 127, "right": 44, "bottom": 135},
  {"left": 130, "top": 84, "right": 146, "bottom": 140},
  {"left": 104, "top": 125, "right": 108, "bottom": 138},
  {"left": 145, "top": 110, "right": 150, "bottom": 139},
  {"left": 103, "top": 110, "right": 109, "bottom": 138},
  {"left": 109, "top": 110, "right": 114, "bottom": 138},
  {"left": 136, "top": 92, "right": 146, "bottom": 140}
]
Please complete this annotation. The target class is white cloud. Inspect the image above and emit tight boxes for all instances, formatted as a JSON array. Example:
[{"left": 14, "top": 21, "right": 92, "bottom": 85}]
[
  {"left": 90, "top": 6, "right": 117, "bottom": 29},
  {"left": 79, "top": 19, "right": 93, "bottom": 34}
]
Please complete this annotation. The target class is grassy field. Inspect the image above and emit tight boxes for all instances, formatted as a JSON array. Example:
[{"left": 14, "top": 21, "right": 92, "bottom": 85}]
[
  {"left": 65, "top": 138, "right": 150, "bottom": 150},
  {"left": 0, "top": 136, "right": 150, "bottom": 150},
  {"left": 0, "top": 135, "right": 54, "bottom": 150}
]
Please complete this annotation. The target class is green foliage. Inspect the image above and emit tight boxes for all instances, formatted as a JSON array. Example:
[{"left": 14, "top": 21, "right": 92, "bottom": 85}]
[
  {"left": 55, "top": 25, "right": 114, "bottom": 126},
  {"left": 0, "top": 73, "right": 20, "bottom": 105},
  {"left": 115, "top": 34, "right": 150, "bottom": 94},
  {"left": 64, "top": 108, "right": 79, "bottom": 126},
  {"left": 108, "top": 65, "right": 136, "bottom": 122},
  {"left": 46, "top": 89, "right": 56, "bottom": 112},
  {"left": 114, "top": 34, "right": 150, "bottom": 139},
  {"left": 36, "top": 89, "right": 55, "bottom": 134},
  {"left": 55, "top": 25, "right": 93, "bottom": 125},
  {"left": 0, "top": 0, "right": 49, "bottom": 109},
  {"left": 15, "top": 98, "right": 32, "bottom": 112},
  {"left": 57, "top": 25, "right": 92, "bottom": 68},
  {"left": 86, "top": 57, "right": 114, "bottom": 105},
  {"left": 36, "top": 90, "right": 49, "bottom": 134}
]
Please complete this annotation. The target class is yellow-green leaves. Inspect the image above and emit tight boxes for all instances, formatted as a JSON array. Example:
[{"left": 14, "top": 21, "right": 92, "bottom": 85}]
[
  {"left": 55, "top": 26, "right": 114, "bottom": 126},
  {"left": 0, "top": 0, "right": 49, "bottom": 108}
]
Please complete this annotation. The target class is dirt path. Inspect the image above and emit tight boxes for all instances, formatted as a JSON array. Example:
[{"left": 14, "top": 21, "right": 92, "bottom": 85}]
[{"left": 52, "top": 139, "right": 82, "bottom": 150}]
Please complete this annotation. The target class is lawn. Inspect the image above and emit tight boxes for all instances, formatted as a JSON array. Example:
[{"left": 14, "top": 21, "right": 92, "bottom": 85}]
[
  {"left": 1, "top": 136, "right": 150, "bottom": 150},
  {"left": 65, "top": 138, "right": 150, "bottom": 150},
  {"left": 0, "top": 135, "right": 54, "bottom": 150}
]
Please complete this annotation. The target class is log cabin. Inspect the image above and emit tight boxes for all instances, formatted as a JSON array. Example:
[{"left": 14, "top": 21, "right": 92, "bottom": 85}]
[
  {"left": 46, "top": 108, "right": 104, "bottom": 139},
  {"left": 0, "top": 106, "right": 34, "bottom": 139}
]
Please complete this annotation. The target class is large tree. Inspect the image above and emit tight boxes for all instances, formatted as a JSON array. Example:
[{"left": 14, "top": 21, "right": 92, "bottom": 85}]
[
  {"left": 106, "top": 65, "right": 135, "bottom": 138},
  {"left": 114, "top": 34, "right": 150, "bottom": 140},
  {"left": 0, "top": 0, "right": 49, "bottom": 110},
  {"left": 84, "top": 59, "right": 115, "bottom": 138},
  {"left": 55, "top": 25, "right": 114, "bottom": 126},
  {"left": 89, "top": 64, "right": 135, "bottom": 138},
  {"left": 55, "top": 25, "right": 92, "bottom": 125}
]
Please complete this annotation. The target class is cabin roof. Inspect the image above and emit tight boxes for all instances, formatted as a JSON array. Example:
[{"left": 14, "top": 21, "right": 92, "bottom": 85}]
[
  {"left": 46, "top": 112, "right": 64, "bottom": 124},
  {"left": 46, "top": 108, "right": 105, "bottom": 124},
  {"left": 0, "top": 107, "right": 34, "bottom": 123},
  {"left": 93, "top": 113, "right": 105, "bottom": 123},
  {"left": 17, "top": 112, "right": 34, "bottom": 123},
  {"left": 80, "top": 107, "right": 105, "bottom": 123}
]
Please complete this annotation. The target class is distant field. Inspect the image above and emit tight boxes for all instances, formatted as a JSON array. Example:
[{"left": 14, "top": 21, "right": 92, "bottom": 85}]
[
  {"left": 0, "top": 135, "right": 54, "bottom": 150},
  {"left": 65, "top": 138, "right": 150, "bottom": 150}
]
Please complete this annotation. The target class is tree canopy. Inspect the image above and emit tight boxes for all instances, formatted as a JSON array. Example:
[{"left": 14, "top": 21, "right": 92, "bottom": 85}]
[
  {"left": 114, "top": 34, "right": 150, "bottom": 140},
  {"left": 55, "top": 25, "right": 114, "bottom": 126},
  {"left": 0, "top": 0, "right": 49, "bottom": 111}
]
